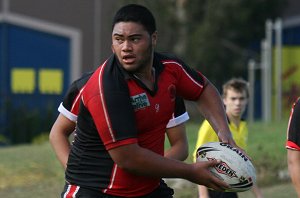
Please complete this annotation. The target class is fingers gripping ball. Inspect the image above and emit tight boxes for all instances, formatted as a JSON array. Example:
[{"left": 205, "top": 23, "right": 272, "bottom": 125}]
[{"left": 196, "top": 142, "right": 256, "bottom": 192}]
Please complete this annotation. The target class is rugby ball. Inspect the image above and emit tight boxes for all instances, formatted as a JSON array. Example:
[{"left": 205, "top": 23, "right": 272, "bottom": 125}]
[{"left": 196, "top": 142, "right": 256, "bottom": 192}]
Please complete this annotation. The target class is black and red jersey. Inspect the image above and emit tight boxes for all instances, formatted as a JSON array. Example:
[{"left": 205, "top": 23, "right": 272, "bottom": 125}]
[
  {"left": 58, "top": 71, "right": 188, "bottom": 128},
  {"left": 286, "top": 97, "right": 300, "bottom": 151},
  {"left": 65, "top": 52, "right": 206, "bottom": 197}
]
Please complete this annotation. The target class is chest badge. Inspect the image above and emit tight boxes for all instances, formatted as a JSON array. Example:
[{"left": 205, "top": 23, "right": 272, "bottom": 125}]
[{"left": 131, "top": 93, "right": 150, "bottom": 111}]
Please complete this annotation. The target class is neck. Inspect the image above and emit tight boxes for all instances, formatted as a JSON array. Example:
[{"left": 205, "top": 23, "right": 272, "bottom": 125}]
[
  {"left": 134, "top": 67, "right": 154, "bottom": 80},
  {"left": 133, "top": 52, "right": 154, "bottom": 81},
  {"left": 227, "top": 113, "right": 241, "bottom": 127},
  {"left": 133, "top": 67, "right": 155, "bottom": 90}
]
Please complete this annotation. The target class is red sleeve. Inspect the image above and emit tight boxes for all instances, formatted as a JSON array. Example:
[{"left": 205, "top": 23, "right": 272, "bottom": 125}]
[{"left": 162, "top": 60, "right": 207, "bottom": 100}]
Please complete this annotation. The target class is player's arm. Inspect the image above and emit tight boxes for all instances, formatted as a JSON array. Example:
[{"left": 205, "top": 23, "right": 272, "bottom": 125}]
[
  {"left": 108, "top": 143, "right": 229, "bottom": 191},
  {"left": 165, "top": 123, "right": 188, "bottom": 161},
  {"left": 196, "top": 80, "right": 236, "bottom": 147},
  {"left": 173, "top": 62, "right": 236, "bottom": 147},
  {"left": 165, "top": 96, "right": 189, "bottom": 161},
  {"left": 49, "top": 113, "right": 75, "bottom": 169},
  {"left": 198, "top": 185, "right": 209, "bottom": 198},
  {"left": 287, "top": 149, "right": 300, "bottom": 196}
]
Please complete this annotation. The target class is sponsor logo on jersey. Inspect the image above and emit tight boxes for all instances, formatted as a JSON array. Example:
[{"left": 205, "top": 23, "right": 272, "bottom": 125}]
[{"left": 131, "top": 93, "right": 150, "bottom": 111}]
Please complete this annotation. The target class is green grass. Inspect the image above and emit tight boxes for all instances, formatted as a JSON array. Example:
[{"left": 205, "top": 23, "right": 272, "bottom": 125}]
[
  {"left": 167, "top": 181, "right": 297, "bottom": 198},
  {"left": 0, "top": 143, "right": 65, "bottom": 198},
  {"left": 246, "top": 120, "right": 289, "bottom": 186},
  {"left": 0, "top": 120, "right": 297, "bottom": 198}
]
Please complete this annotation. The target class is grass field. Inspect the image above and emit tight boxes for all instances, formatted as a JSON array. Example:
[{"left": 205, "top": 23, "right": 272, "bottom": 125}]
[{"left": 0, "top": 120, "right": 297, "bottom": 198}]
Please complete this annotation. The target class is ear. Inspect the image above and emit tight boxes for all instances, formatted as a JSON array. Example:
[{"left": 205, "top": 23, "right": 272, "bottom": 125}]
[
  {"left": 223, "top": 98, "right": 227, "bottom": 105},
  {"left": 151, "top": 31, "right": 158, "bottom": 46},
  {"left": 111, "top": 45, "right": 115, "bottom": 53}
]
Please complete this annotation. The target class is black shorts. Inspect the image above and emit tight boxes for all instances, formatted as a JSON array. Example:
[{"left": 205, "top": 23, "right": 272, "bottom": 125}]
[
  {"left": 208, "top": 190, "right": 238, "bottom": 198},
  {"left": 61, "top": 180, "right": 174, "bottom": 198}
]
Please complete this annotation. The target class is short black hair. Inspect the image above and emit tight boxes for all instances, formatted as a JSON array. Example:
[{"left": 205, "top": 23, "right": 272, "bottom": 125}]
[{"left": 112, "top": 4, "right": 156, "bottom": 35}]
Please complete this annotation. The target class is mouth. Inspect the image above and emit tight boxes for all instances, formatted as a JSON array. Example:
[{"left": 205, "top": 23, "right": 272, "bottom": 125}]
[
  {"left": 234, "top": 108, "right": 242, "bottom": 114},
  {"left": 122, "top": 54, "right": 136, "bottom": 64}
]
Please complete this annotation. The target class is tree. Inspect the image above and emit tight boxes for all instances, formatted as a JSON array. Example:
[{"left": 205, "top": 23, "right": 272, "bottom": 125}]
[{"left": 185, "top": 0, "right": 286, "bottom": 88}]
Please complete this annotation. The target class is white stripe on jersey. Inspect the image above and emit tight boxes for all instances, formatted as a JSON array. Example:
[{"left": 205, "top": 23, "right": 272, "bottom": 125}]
[
  {"left": 103, "top": 163, "right": 118, "bottom": 193},
  {"left": 98, "top": 60, "right": 116, "bottom": 142},
  {"left": 162, "top": 61, "right": 204, "bottom": 88}
]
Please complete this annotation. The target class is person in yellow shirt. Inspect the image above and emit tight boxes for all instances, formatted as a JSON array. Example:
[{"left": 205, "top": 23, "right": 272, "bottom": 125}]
[{"left": 193, "top": 78, "right": 263, "bottom": 198}]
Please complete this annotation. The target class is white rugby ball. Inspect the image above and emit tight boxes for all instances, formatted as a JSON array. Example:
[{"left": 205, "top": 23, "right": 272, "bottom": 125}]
[{"left": 196, "top": 142, "right": 256, "bottom": 192}]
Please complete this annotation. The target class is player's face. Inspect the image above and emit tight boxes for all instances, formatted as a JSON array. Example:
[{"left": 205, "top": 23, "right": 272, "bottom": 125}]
[
  {"left": 111, "top": 22, "right": 157, "bottom": 73},
  {"left": 223, "top": 89, "right": 248, "bottom": 118}
]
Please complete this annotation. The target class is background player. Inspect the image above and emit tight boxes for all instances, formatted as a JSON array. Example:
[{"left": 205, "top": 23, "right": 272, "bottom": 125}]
[{"left": 193, "top": 78, "right": 263, "bottom": 198}]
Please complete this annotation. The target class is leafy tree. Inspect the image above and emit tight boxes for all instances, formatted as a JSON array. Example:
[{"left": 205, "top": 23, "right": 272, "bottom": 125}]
[{"left": 185, "top": 0, "right": 286, "bottom": 88}]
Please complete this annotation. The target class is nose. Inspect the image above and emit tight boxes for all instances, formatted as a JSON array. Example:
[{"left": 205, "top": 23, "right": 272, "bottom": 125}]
[
  {"left": 233, "top": 99, "right": 241, "bottom": 106},
  {"left": 122, "top": 40, "right": 132, "bottom": 51}
]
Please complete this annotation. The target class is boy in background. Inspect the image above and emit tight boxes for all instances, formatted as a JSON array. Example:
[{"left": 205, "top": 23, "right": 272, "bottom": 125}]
[{"left": 193, "top": 78, "right": 263, "bottom": 198}]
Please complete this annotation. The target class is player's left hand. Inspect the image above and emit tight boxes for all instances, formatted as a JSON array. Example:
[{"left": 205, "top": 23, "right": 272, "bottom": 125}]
[{"left": 217, "top": 131, "right": 252, "bottom": 161}]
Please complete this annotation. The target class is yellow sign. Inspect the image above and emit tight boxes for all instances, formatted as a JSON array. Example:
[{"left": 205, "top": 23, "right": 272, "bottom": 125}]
[
  {"left": 11, "top": 68, "right": 35, "bottom": 94},
  {"left": 281, "top": 46, "right": 300, "bottom": 112},
  {"left": 10, "top": 68, "right": 64, "bottom": 95},
  {"left": 38, "top": 69, "right": 63, "bottom": 94}
]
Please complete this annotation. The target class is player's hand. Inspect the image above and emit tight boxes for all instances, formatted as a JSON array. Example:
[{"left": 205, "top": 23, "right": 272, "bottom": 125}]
[
  {"left": 217, "top": 131, "right": 252, "bottom": 161},
  {"left": 190, "top": 159, "right": 230, "bottom": 192},
  {"left": 217, "top": 130, "right": 236, "bottom": 145}
]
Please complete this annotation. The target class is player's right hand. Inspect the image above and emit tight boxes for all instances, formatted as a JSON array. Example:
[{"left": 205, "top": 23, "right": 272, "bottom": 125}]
[{"left": 189, "top": 159, "right": 230, "bottom": 192}]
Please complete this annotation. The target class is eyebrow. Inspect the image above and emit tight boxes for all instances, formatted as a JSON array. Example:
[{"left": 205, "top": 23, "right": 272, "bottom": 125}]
[{"left": 113, "top": 33, "right": 143, "bottom": 37}]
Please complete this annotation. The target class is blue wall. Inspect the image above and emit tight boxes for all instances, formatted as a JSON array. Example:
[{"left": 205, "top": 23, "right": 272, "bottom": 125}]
[{"left": 0, "top": 23, "right": 71, "bottom": 144}]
